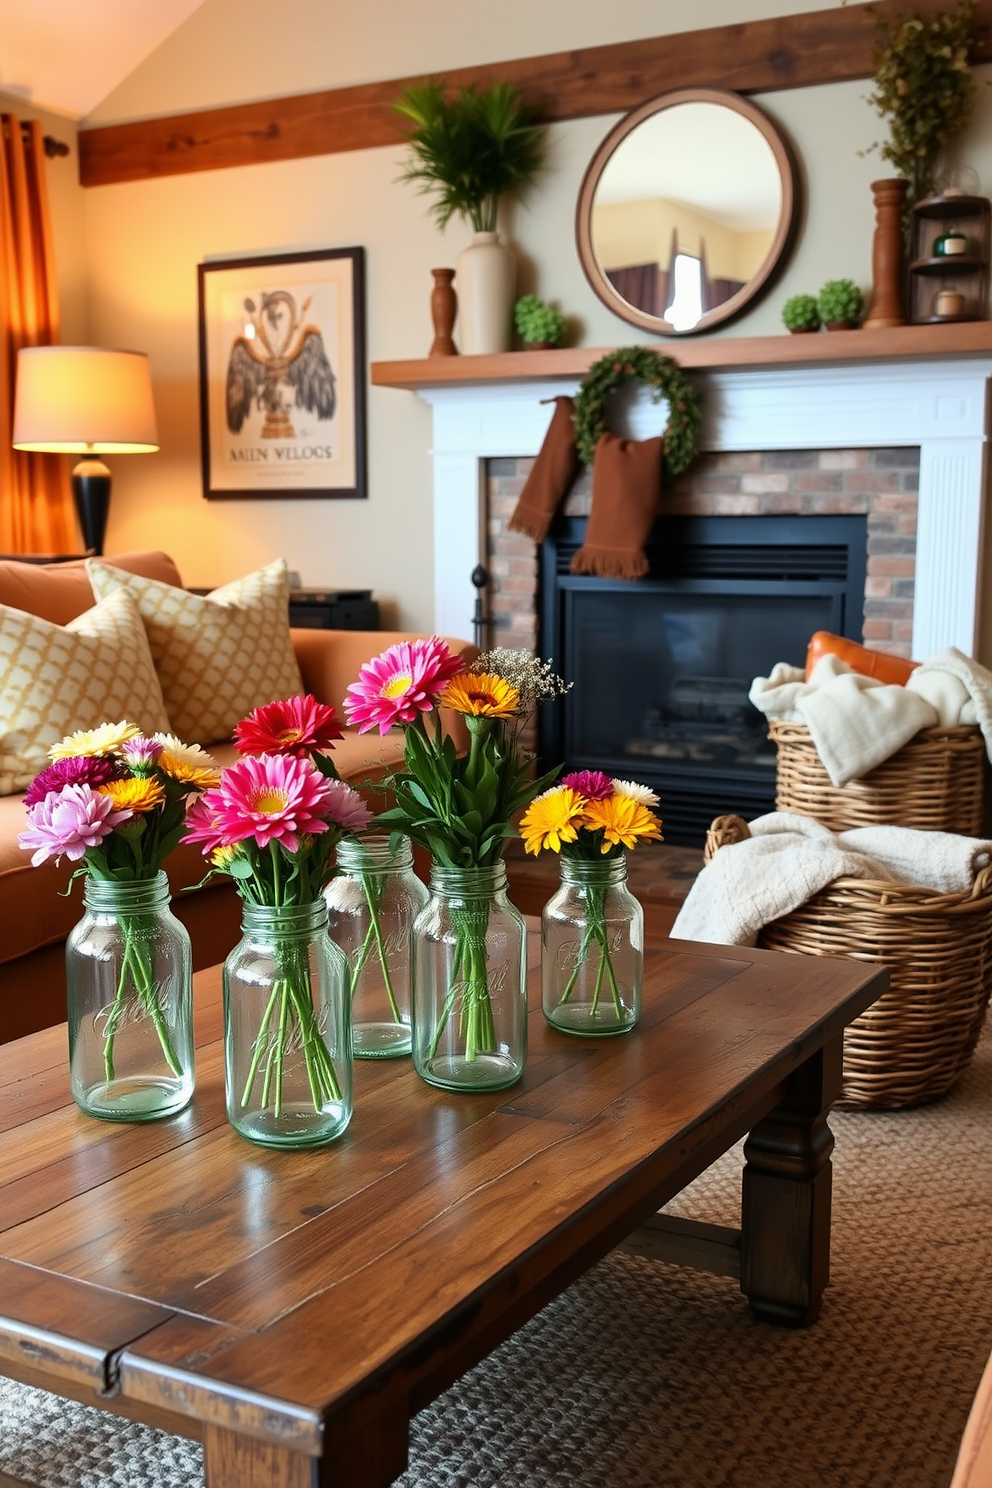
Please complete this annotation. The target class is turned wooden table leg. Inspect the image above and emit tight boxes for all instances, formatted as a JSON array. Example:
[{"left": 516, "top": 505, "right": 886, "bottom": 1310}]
[{"left": 739, "top": 1035, "right": 843, "bottom": 1327}]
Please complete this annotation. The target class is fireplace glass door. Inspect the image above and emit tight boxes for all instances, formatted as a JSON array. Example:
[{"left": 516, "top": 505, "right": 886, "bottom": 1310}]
[{"left": 539, "top": 515, "right": 867, "bottom": 844}]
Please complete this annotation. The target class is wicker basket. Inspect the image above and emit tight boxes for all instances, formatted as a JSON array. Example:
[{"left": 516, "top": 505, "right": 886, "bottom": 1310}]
[
  {"left": 704, "top": 815, "right": 992, "bottom": 1109},
  {"left": 769, "top": 718, "right": 985, "bottom": 834}
]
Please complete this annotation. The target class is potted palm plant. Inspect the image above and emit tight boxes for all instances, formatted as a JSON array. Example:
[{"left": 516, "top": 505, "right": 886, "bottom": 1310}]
[{"left": 395, "top": 78, "right": 545, "bottom": 354}]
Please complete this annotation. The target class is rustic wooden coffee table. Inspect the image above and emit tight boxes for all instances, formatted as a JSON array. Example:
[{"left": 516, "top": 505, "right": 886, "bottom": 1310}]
[{"left": 0, "top": 931, "right": 885, "bottom": 1488}]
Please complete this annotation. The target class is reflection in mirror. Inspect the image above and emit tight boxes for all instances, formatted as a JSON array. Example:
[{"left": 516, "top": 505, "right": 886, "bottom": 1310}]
[{"left": 576, "top": 88, "right": 798, "bottom": 336}]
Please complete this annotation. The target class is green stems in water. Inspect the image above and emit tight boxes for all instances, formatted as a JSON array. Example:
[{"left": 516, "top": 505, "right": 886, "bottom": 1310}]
[
  {"left": 239, "top": 938, "right": 341, "bottom": 1117},
  {"left": 556, "top": 878, "right": 623, "bottom": 1021},
  {"left": 102, "top": 913, "right": 183, "bottom": 1081}
]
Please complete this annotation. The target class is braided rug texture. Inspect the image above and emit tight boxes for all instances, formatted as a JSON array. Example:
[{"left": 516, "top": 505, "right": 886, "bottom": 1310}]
[{"left": 2, "top": 1024, "right": 990, "bottom": 1488}]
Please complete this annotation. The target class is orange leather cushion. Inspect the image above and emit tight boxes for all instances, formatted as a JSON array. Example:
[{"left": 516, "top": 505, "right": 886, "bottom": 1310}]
[{"left": 0, "top": 551, "right": 183, "bottom": 625}]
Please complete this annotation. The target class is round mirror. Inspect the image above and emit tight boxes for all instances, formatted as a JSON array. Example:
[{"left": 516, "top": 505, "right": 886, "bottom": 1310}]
[{"left": 576, "top": 88, "right": 799, "bottom": 336}]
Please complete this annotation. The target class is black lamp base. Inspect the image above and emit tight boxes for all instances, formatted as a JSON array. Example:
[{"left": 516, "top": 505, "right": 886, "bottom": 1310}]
[{"left": 71, "top": 458, "right": 111, "bottom": 556}]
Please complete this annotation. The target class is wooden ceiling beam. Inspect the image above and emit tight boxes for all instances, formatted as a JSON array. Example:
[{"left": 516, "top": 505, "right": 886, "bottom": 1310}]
[{"left": 78, "top": 0, "right": 992, "bottom": 188}]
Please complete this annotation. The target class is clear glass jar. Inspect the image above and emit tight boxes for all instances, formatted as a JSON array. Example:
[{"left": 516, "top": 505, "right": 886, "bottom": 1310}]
[
  {"left": 223, "top": 900, "right": 352, "bottom": 1149},
  {"left": 325, "top": 834, "right": 428, "bottom": 1058},
  {"left": 542, "top": 856, "right": 642, "bottom": 1035},
  {"left": 412, "top": 861, "right": 527, "bottom": 1092},
  {"left": 66, "top": 871, "right": 194, "bottom": 1121}
]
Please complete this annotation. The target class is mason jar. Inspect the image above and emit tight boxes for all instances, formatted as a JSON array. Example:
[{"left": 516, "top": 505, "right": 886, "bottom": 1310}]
[
  {"left": 223, "top": 899, "right": 352, "bottom": 1148},
  {"left": 411, "top": 860, "right": 527, "bottom": 1092},
  {"left": 66, "top": 871, "right": 194, "bottom": 1121},
  {"left": 541, "top": 855, "right": 642, "bottom": 1035},
  {"left": 325, "top": 834, "right": 428, "bottom": 1057}
]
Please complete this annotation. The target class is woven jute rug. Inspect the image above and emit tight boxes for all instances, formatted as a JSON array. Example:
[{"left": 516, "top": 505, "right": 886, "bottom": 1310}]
[{"left": 2, "top": 1024, "right": 990, "bottom": 1488}]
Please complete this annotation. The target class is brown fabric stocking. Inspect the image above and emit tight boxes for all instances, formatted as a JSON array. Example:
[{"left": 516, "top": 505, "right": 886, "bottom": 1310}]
[
  {"left": 570, "top": 432, "right": 662, "bottom": 579},
  {"left": 508, "top": 396, "right": 581, "bottom": 542}
]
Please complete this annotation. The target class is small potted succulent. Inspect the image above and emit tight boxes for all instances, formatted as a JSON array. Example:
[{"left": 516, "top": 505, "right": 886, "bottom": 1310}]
[
  {"left": 782, "top": 293, "right": 822, "bottom": 334},
  {"left": 513, "top": 294, "right": 567, "bottom": 349},
  {"left": 817, "top": 279, "right": 864, "bottom": 330}
]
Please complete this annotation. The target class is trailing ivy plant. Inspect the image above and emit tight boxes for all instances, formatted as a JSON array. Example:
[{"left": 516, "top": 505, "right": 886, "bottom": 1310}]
[
  {"left": 864, "top": 0, "right": 979, "bottom": 211},
  {"left": 394, "top": 78, "right": 545, "bottom": 234}
]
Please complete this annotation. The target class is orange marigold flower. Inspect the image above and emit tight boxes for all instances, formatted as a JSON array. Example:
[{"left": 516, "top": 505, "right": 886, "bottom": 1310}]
[
  {"left": 581, "top": 793, "right": 663, "bottom": 852},
  {"left": 440, "top": 672, "right": 519, "bottom": 719},
  {"left": 97, "top": 777, "right": 166, "bottom": 815}
]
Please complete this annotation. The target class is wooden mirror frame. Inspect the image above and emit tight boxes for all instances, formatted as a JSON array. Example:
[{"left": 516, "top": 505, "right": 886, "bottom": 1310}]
[{"left": 575, "top": 87, "right": 800, "bottom": 337}]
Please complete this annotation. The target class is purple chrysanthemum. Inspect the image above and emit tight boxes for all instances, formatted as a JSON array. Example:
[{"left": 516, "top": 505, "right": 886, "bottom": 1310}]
[
  {"left": 562, "top": 769, "right": 615, "bottom": 801},
  {"left": 23, "top": 756, "right": 120, "bottom": 809}
]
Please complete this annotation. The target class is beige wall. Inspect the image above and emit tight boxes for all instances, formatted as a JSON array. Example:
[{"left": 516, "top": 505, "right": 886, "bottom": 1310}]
[{"left": 38, "top": 5, "right": 992, "bottom": 641}]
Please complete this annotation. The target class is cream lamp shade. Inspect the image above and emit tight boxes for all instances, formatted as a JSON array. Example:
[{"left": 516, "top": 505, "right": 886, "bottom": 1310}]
[{"left": 12, "top": 346, "right": 159, "bottom": 554}]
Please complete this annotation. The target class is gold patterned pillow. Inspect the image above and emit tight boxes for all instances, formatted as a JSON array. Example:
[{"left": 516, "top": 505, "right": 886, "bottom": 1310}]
[
  {"left": 0, "top": 587, "right": 173, "bottom": 796},
  {"left": 86, "top": 557, "right": 304, "bottom": 745}
]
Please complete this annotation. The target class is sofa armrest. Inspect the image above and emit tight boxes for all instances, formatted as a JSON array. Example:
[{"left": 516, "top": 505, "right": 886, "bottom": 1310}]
[{"left": 291, "top": 628, "right": 479, "bottom": 753}]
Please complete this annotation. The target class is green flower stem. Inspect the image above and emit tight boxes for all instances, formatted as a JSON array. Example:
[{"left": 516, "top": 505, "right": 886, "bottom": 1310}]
[
  {"left": 348, "top": 872, "right": 403, "bottom": 1024},
  {"left": 556, "top": 881, "right": 623, "bottom": 1021},
  {"left": 102, "top": 913, "right": 183, "bottom": 1081},
  {"left": 429, "top": 898, "right": 496, "bottom": 1062},
  {"left": 240, "top": 940, "right": 342, "bottom": 1117}
]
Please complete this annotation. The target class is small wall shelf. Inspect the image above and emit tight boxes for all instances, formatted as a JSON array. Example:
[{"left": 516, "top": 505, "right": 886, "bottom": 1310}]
[{"left": 908, "top": 195, "right": 991, "bottom": 326}]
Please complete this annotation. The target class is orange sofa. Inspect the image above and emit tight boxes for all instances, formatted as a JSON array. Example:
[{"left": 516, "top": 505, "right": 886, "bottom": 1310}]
[{"left": 0, "top": 551, "right": 475, "bottom": 1043}]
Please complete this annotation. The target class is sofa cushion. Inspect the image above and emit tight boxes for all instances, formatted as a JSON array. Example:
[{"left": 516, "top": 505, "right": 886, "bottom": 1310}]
[
  {"left": 87, "top": 557, "right": 304, "bottom": 745},
  {"left": 0, "top": 587, "right": 173, "bottom": 796},
  {"left": 0, "top": 551, "right": 183, "bottom": 626}
]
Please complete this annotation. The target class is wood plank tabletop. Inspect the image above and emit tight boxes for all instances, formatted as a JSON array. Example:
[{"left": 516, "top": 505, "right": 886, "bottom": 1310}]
[{"left": 0, "top": 936, "right": 886, "bottom": 1467}]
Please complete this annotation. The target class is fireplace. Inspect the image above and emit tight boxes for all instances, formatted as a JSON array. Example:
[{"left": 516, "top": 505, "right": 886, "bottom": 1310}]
[
  {"left": 409, "top": 352, "right": 992, "bottom": 831},
  {"left": 538, "top": 512, "right": 867, "bottom": 843}
]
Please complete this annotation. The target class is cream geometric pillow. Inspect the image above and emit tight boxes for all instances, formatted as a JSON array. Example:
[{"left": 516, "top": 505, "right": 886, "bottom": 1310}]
[
  {"left": 87, "top": 557, "right": 304, "bottom": 745},
  {"left": 0, "top": 587, "right": 173, "bottom": 796}
]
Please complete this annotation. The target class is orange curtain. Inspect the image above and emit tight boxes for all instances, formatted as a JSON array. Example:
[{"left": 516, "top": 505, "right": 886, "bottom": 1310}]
[{"left": 0, "top": 116, "right": 74, "bottom": 553}]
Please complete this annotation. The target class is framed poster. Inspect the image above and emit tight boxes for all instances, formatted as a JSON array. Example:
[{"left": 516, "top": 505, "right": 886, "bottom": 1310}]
[{"left": 197, "top": 247, "right": 367, "bottom": 500}]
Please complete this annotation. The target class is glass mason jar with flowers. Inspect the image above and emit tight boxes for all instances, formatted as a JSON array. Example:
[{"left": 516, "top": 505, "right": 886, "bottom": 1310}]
[
  {"left": 18, "top": 723, "right": 219, "bottom": 1120},
  {"left": 519, "top": 771, "right": 663, "bottom": 1035},
  {"left": 345, "top": 641, "right": 567, "bottom": 1092},
  {"left": 184, "top": 694, "right": 368, "bottom": 1148}
]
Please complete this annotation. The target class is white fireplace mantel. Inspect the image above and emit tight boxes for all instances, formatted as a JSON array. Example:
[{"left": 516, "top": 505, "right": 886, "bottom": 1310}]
[{"left": 414, "top": 357, "right": 992, "bottom": 659}]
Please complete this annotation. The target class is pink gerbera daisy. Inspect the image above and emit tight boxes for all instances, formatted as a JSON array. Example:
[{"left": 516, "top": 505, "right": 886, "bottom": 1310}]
[
  {"left": 343, "top": 637, "right": 464, "bottom": 735},
  {"left": 18, "top": 784, "right": 132, "bottom": 866},
  {"left": 23, "top": 755, "right": 120, "bottom": 808},
  {"left": 183, "top": 754, "right": 335, "bottom": 854},
  {"left": 562, "top": 770, "right": 615, "bottom": 801},
  {"left": 234, "top": 694, "right": 343, "bottom": 758}
]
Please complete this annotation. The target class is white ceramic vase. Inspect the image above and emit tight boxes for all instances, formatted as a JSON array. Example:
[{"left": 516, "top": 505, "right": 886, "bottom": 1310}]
[{"left": 455, "top": 231, "right": 515, "bottom": 354}]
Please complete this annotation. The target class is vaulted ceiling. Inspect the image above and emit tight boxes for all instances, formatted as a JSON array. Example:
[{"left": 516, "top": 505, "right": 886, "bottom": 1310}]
[{"left": 0, "top": 0, "right": 206, "bottom": 119}]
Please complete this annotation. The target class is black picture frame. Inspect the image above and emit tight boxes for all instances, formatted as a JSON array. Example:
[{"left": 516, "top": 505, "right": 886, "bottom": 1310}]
[{"left": 197, "top": 246, "right": 367, "bottom": 500}]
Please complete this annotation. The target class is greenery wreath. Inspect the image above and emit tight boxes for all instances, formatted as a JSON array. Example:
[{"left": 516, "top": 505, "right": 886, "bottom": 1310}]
[{"left": 572, "top": 346, "right": 701, "bottom": 478}]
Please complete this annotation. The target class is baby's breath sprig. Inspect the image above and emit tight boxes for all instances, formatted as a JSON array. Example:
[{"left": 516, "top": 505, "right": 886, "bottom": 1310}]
[{"left": 473, "top": 649, "right": 572, "bottom": 715}]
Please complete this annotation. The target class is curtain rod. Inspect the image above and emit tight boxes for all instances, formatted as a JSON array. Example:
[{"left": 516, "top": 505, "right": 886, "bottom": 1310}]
[{"left": 11, "top": 120, "right": 70, "bottom": 157}]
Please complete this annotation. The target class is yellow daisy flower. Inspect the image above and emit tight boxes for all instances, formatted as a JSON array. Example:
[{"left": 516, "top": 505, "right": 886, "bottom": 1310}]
[
  {"left": 519, "top": 786, "right": 586, "bottom": 855},
  {"left": 97, "top": 777, "right": 166, "bottom": 815},
  {"left": 581, "top": 794, "right": 663, "bottom": 852},
  {"left": 153, "top": 734, "right": 221, "bottom": 788},
  {"left": 49, "top": 720, "right": 140, "bottom": 761},
  {"left": 440, "top": 672, "right": 520, "bottom": 718}
]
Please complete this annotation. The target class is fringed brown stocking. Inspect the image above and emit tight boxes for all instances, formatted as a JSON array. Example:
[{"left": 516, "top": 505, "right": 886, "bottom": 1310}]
[{"left": 569, "top": 432, "right": 662, "bottom": 579}]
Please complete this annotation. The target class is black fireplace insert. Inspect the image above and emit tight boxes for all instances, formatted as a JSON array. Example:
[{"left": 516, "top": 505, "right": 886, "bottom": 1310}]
[{"left": 538, "top": 513, "right": 868, "bottom": 846}]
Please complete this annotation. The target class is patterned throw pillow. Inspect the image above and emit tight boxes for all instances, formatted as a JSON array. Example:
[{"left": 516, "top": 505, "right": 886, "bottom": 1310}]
[
  {"left": 86, "top": 557, "right": 304, "bottom": 745},
  {"left": 0, "top": 588, "right": 173, "bottom": 796}
]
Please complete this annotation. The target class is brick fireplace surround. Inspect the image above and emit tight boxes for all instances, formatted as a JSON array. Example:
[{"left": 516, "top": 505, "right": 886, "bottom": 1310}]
[{"left": 487, "top": 446, "right": 920, "bottom": 660}]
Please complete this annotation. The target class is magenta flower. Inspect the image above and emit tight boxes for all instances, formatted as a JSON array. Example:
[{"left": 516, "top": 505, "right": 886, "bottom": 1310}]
[
  {"left": 183, "top": 754, "right": 335, "bottom": 854},
  {"left": 23, "top": 755, "right": 120, "bottom": 808},
  {"left": 343, "top": 637, "right": 465, "bottom": 735},
  {"left": 562, "top": 770, "right": 615, "bottom": 801},
  {"left": 19, "top": 784, "right": 132, "bottom": 866},
  {"left": 321, "top": 778, "right": 372, "bottom": 834}
]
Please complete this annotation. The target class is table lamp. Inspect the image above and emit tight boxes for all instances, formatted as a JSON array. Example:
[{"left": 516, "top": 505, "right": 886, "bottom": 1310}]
[{"left": 12, "top": 346, "right": 159, "bottom": 555}]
